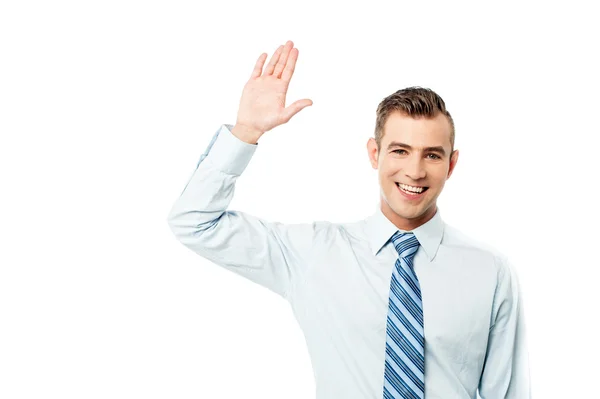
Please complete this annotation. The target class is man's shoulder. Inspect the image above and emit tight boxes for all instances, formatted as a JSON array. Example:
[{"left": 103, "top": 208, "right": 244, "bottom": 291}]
[{"left": 442, "top": 222, "right": 509, "bottom": 264}]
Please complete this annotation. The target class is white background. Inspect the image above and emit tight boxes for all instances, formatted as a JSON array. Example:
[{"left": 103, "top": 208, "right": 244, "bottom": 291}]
[{"left": 1, "top": 0, "right": 598, "bottom": 398}]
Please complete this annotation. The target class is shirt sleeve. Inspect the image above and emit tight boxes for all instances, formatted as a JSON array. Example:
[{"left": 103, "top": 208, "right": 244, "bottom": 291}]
[
  {"left": 166, "top": 124, "right": 318, "bottom": 300},
  {"left": 478, "top": 256, "right": 532, "bottom": 398}
]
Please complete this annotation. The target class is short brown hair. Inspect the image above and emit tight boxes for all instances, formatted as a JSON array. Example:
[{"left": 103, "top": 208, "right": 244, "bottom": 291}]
[{"left": 374, "top": 86, "right": 455, "bottom": 156}]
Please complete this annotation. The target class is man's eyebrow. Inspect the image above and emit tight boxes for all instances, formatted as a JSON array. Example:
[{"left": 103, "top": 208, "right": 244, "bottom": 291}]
[{"left": 387, "top": 141, "right": 446, "bottom": 156}]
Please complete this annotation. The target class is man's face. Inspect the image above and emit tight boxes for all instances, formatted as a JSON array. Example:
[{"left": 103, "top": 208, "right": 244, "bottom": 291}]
[{"left": 367, "top": 111, "right": 459, "bottom": 231}]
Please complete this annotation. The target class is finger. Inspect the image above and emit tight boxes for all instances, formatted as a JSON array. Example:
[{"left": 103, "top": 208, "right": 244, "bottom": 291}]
[
  {"left": 282, "top": 99, "right": 313, "bottom": 123},
  {"left": 273, "top": 40, "right": 293, "bottom": 79},
  {"left": 251, "top": 53, "right": 267, "bottom": 79},
  {"left": 263, "top": 45, "right": 284, "bottom": 76},
  {"left": 280, "top": 47, "right": 298, "bottom": 84}
]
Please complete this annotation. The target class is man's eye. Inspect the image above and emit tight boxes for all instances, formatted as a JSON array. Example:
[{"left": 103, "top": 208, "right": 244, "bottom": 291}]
[{"left": 392, "top": 149, "right": 441, "bottom": 159}]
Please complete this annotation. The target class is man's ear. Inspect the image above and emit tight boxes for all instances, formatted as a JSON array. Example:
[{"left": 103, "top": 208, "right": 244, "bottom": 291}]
[
  {"left": 447, "top": 149, "right": 459, "bottom": 179},
  {"left": 367, "top": 138, "right": 379, "bottom": 169}
]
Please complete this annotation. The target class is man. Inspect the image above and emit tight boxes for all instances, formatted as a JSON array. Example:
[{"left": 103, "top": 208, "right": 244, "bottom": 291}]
[{"left": 167, "top": 40, "right": 531, "bottom": 399}]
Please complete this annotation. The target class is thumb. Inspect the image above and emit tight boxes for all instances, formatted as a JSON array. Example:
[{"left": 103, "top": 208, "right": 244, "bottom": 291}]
[{"left": 281, "top": 99, "right": 313, "bottom": 123}]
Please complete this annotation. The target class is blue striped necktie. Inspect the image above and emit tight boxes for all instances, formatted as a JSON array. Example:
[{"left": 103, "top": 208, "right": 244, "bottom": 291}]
[{"left": 383, "top": 231, "right": 424, "bottom": 399}]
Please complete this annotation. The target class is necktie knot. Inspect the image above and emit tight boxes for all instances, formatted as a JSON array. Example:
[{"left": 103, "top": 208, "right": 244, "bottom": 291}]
[{"left": 391, "top": 230, "right": 420, "bottom": 261}]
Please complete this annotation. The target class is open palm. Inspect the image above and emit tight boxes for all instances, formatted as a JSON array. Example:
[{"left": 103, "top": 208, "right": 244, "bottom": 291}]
[{"left": 236, "top": 40, "right": 313, "bottom": 134}]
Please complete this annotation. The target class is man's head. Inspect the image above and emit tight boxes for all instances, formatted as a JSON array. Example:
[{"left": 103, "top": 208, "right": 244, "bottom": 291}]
[{"left": 367, "top": 86, "right": 459, "bottom": 231}]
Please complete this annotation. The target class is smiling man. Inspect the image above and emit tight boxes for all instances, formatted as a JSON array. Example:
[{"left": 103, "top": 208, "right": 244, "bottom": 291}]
[
  {"left": 167, "top": 41, "right": 530, "bottom": 399},
  {"left": 364, "top": 89, "right": 531, "bottom": 398},
  {"left": 368, "top": 102, "right": 458, "bottom": 232}
]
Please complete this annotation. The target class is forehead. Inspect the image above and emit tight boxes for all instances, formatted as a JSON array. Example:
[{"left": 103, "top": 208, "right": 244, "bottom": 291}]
[{"left": 382, "top": 111, "right": 451, "bottom": 149}]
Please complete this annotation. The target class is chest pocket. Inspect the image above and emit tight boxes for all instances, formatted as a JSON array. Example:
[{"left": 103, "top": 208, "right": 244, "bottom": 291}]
[{"left": 423, "top": 280, "right": 492, "bottom": 366}]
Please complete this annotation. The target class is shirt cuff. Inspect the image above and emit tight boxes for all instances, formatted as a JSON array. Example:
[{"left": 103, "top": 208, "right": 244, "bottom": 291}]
[{"left": 199, "top": 123, "right": 259, "bottom": 176}]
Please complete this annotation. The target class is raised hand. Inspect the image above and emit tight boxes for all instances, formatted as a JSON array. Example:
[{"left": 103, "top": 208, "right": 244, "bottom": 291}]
[{"left": 234, "top": 40, "right": 313, "bottom": 142}]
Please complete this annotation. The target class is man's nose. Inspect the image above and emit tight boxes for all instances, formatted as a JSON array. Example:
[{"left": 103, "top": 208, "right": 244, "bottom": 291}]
[{"left": 404, "top": 157, "right": 427, "bottom": 180}]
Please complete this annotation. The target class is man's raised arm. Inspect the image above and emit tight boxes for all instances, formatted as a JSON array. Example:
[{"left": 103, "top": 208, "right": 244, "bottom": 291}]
[{"left": 167, "top": 40, "right": 316, "bottom": 299}]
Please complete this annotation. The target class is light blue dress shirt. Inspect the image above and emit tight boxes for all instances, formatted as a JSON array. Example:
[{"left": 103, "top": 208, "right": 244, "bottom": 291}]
[{"left": 167, "top": 123, "right": 531, "bottom": 399}]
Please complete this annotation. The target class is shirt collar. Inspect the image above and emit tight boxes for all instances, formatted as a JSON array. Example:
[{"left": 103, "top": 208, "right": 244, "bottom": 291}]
[{"left": 364, "top": 204, "right": 445, "bottom": 262}]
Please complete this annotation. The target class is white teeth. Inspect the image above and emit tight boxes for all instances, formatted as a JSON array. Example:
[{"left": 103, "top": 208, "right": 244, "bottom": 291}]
[
  {"left": 400, "top": 186, "right": 421, "bottom": 195},
  {"left": 398, "top": 183, "right": 424, "bottom": 193}
]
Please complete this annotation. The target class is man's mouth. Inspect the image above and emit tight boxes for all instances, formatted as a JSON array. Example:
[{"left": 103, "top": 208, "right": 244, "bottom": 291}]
[{"left": 396, "top": 182, "right": 429, "bottom": 198}]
